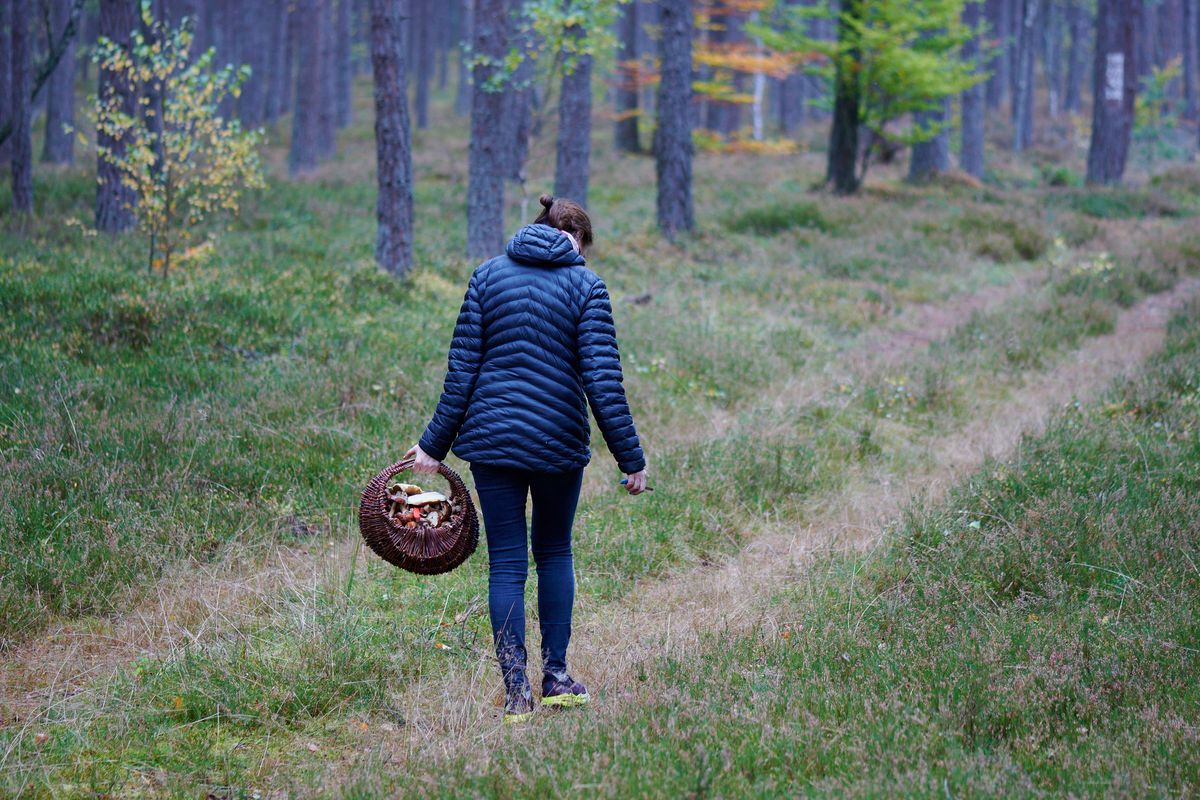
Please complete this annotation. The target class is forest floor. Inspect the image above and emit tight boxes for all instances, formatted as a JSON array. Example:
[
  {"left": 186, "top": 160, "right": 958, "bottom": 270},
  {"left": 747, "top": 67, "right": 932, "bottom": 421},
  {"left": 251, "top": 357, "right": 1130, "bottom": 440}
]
[{"left": 2, "top": 81, "right": 1200, "bottom": 798}]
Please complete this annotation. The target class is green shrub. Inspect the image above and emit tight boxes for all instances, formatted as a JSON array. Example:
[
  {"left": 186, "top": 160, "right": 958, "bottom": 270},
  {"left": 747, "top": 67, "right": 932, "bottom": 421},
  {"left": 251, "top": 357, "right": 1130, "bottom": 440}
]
[{"left": 727, "top": 201, "right": 835, "bottom": 235}]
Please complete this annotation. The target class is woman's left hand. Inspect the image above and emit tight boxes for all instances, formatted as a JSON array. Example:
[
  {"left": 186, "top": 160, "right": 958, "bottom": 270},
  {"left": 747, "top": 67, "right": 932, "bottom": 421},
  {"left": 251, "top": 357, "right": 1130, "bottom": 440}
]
[{"left": 404, "top": 444, "right": 441, "bottom": 474}]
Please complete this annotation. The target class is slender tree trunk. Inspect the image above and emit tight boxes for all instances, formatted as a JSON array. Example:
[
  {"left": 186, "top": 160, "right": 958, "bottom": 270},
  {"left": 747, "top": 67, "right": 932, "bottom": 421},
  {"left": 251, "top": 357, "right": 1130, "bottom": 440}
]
[
  {"left": 985, "top": 0, "right": 1010, "bottom": 108},
  {"left": 1063, "top": 0, "right": 1090, "bottom": 113},
  {"left": 415, "top": 0, "right": 432, "bottom": 128},
  {"left": 961, "top": 0, "right": 987, "bottom": 178},
  {"left": 141, "top": 2, "right": 166, "bottom": 176},
  {"left": 237, "top": 0, "right": 268, "bottom": 126},
  {"left": 910, "top": 100, "right": 952, "bottom": 181},
  {"left": 42, "top": 0, "right": 76, "bottom": 164},
  {"left": 655, "top": 0, "right": 693, "bottom": 238},
  {"left": 336, "top": 0, "right": 353, "bottom": 127},
  {"left": 1183, "top": 0, "right": 1197, "bottom": 121},
  {"left": 96, "top": 0, "right": 138, "bottom": 231},
  {"left": 1137, "top": 0, "right": 1156, "bottom": 77},
  {"left": 10, "top": 0, "right": 32, "bottom": 212},
  {"left": 290, "top": 0, "right": 322, "bottom": 175},
  {"left": 0, "top": 0, "right": 12, "bottom": 164},
  {"left": 705, "top": 8, "right": 729, "bottom": 135},
  {"left": 1012, "top": 0, "right": 1038, "bottom": 151},
  {"left": 265, "top": 0, "right": 288, "bottom": 123},
  {"left": 554, "top": 29, "right": 591, "bottom": 206},
  {"left": 826, "top": 0, "right": 861, "bottom": 194},
  {"left": 613, "top": 0, "right": 640, "bottom": 152},
  {"left": 454, "top": 0, "right": 472, "bottom": 116},
  {"left": 1086, "top": 0, "right": 1136, "bottom": 184},
  {"left": 370, "top": 0, "right": 414, "bottom": 275},
  {"left": 281, "top": 1, "right": 298, "bottom": 115},
  {"left": 316, "top": 0, "right": 337, "bottom": 157},
  {"left": 502, "top": 0, "right": 533, "bottom": 183},
  {"left": 467, "top": 0, "right": 508, "bottom": 258},
  {"left": 1043, "top": 0, "right": 1064, "bottom": 116}
]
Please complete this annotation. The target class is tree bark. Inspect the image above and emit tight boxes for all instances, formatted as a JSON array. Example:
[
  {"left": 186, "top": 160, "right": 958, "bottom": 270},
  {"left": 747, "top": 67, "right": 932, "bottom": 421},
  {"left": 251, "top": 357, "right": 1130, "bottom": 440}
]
[
  {"left": 370, "top": 0, "right": 414, "bottom": 275},
  {"left": 336, "top": 0, "right": 353, "bottom": 127},
  {"left": 265, "top": 0, "right": 289, "bottom": 123},
  {"left": 1043, "top": 0, "right": 1064, "bottom": 116},
  {"left": 961, "top": 0, "right": 986, "bottom": 178},
  {"left": 554, "top": 30, "right": 591, "bottom": 207},
  {"left": 1183, "top": 0, "right": 1197, "bottom": 121},
  {"left": 826, "top": 0, "right": 861, "bottom": 194},
  {"left": 1012, "top": 0, "right": 1038, "bottom": 151},
  {"left": 281, "top": 0, "right": 298, "bottom": 115},
  {"left": 655, "top": 0, "right": 693, "bottom": 238},
  {"left": 95, "top": 0, "right": 138, "bottom": 231},
  {"left": 10, "top": 0, "right": 32, "bottom": 212},
  {"left": 985, "top": 0, "right": 1010, "bottom": 108},
  {"left": 141, "top": 2, "right": 166, "bottom": 176},
  {"left": 0, "top": 0, "right": 11, "bottom": 164},
  {"left": 910, "top": 100, "right": 952, "bottom": 182},
  {"left": 613, "top": 0, "right": 640, "bottom": 152},
  {"left": 289, "top": 0, "right": 322, "bottom": 175},
  {"left": 467, "top": 0, "right": 508, "bottom": 258},
  {"left": 1086, "top": 0, "right": 1136, "bottom": 184},
  {"left": 454, "top": 0, "right": 472, "bottom": 116},
  {"left": 502, "top": 0, "right": 533, "bottom": 183},
  {"left": 316, "top": 0, "right": 337, "bottom": 157},
  {"left": 42, "top": 0, "right": 76, "bottom": 164},
  {"left": 414, "top": 0, "right": 433, "bottom": 128},
  {"left": 1063, "top": 0, "right": 1090, "bottom": 113}
]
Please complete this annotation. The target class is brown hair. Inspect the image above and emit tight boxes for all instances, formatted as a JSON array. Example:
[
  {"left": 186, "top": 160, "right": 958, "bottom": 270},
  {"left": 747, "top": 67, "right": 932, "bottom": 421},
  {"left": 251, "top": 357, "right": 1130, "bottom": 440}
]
[{"left": 533, "top": 194, "right": 593, "bottom": 252}]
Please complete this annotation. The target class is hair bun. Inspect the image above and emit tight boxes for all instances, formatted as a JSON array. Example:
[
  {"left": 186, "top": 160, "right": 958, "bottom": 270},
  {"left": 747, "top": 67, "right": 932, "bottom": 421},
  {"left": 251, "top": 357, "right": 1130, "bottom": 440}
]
[{"left": 539, "top": 194, "right": 555, "bottom": 210}]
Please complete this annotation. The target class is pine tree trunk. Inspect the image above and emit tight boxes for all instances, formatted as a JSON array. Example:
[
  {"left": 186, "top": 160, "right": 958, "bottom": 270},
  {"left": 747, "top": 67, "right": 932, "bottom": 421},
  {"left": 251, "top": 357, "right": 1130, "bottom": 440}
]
[
  {"left": 1137, "top": 0, "right": 1156, "bottom": 77},
  {"left": 1086, "top": 0, "right": 1136, "bottom": 184},
  {"left": 502, "top": 0, "right": 533, "bottom": 183},
  {"left": 454, "top": 0, "right": 472, "bottom": 116},
  {"left": 0, "top": 0, "right": 11, "bottom": 165},
  {"left": 909, "top": 101, "right": 952, "bottom": 182},
  {"left": 238, "top": 1, "right": 268, "bottom": 127},
  {"left": 961, "top": 0, "right": 987, "bottom": 178},
  {"left": 370, "top": 0, "right": 414, "bottom": 275},
  {"left": 655, "top": 0, "right": 693, "bottom": 238},
  {"left": 141, "top": 2, "right": 166, "bottom": 175},
  {"left": 10, "top": 0, "right": 32, "bottom": 212},
  {"left": 96, "top": 0, "right": 138, "bottom": 231},
  {"left": 1183, "top": 0, "right": 1197, "bottom": 121},
  {"left": 985, "top": 0, "right": 1010, "bottom": 108},
  {"left": 554, "top": 31, "right": 591, "bottom": 207},
  {"left": 281, "top": 2, "right": 298, "bottom": 115},
  {"left": 826, "top": 0, "right": 861, "bottom": 194},
  {"left": 1012, "top": 0, "right": 1038, "bottom": 151},
  {"left": 265, "top": 0, "right": 289, "bottom": 123},
  {"left": 415, "top": 0, "right": 433, "bottom": 129},
  {"left": 316, "top": 0, "right": 337, "bottom": 157},
  {"left": 41, "top": 0, "right": 76, "bottom": 164},
  {"left": 467, "top": 0, "right": 508, "bottom": 258},
  {"left": 705, "top": 9, "right": 729, "bottom": 136},
  {"left": 613, "top": 1, "right": 640, "bottom": 152},
  {"left": 1043, "top": 0, "right": 1064, "bottom": 116},
  {"left": 1063, "top": 0, "right": 1090, "bottom": 113},
  {"left": 336, "top": 0, "right": 353, "bottom": 127},
  {"left": 289, "top": 0, "right": 322, "bottom": 175}
]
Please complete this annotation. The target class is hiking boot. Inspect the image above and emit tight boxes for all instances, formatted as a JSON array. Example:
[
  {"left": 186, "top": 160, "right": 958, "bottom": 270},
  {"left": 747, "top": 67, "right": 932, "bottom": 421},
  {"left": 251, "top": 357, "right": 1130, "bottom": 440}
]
[
  {"left": 503, "top": 681, "right": 535, "bottom": 724},
  {"left": 541, "top": 671, "right": 589, "bottom": 708}
]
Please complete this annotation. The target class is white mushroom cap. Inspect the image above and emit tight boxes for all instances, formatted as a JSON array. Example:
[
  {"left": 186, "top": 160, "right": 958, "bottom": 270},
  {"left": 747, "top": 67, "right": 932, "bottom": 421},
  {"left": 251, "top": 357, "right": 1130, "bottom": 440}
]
[{"left": 407, "top": 491, "right": 448, "bottom": 506}]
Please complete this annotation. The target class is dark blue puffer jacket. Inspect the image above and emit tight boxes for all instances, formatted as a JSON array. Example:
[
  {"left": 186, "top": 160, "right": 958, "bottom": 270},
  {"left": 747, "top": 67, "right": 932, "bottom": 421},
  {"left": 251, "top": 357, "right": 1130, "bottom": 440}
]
[{"left": 419, "top": 224, "right": 646, "bottom": 475}]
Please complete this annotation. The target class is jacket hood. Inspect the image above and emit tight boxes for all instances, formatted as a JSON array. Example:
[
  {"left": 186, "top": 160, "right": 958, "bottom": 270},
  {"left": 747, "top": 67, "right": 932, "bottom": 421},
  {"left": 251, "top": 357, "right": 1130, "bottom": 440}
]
[{"left": 505, "top": 224, "right": 586, "bottom": 268}]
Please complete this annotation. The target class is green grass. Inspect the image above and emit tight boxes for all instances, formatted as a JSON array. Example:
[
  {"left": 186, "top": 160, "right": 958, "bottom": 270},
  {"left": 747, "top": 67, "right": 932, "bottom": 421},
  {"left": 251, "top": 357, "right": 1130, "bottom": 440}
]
[{"left": 350, "top": 299, "right": 1200, "bottom": 799}]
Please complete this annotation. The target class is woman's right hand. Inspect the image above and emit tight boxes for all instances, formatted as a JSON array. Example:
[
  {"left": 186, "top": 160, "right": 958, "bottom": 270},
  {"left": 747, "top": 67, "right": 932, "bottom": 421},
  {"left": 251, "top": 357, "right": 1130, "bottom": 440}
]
[{"left": 623, "top": 469, "right": 648, "bottom": 495}]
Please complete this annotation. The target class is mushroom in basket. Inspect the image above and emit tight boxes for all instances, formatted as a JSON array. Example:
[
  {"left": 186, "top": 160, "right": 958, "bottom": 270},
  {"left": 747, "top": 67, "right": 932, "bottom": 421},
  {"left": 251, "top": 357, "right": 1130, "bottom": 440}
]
[{"left": 386, "top": 483, "right": 453, "bottom": 529}]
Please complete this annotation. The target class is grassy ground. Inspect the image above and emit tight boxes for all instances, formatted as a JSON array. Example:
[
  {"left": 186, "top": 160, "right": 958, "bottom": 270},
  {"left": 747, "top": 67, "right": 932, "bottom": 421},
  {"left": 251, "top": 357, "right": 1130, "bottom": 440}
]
[
  {"left": 2, "top": 75, "right": 1199, "bottom": 798},
  {"left": 346, "top": 302, "right": 1200, "bottom": 799}
]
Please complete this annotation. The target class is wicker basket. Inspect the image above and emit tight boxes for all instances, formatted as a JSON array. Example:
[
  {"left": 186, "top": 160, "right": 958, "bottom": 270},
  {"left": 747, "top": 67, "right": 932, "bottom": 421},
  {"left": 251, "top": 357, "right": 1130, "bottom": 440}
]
[{"left": 358, "top": 458, "right": 479, "bottom": 575}]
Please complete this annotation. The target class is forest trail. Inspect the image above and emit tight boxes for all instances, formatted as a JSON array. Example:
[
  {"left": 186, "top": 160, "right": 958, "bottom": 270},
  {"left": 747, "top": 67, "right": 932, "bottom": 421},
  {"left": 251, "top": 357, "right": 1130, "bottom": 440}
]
[
  {"left": 378, "top": 275, "right": 1200, "bottom": 770},
  {"left": 0, "top": 270, "right": 1041, "bottom": 726}
]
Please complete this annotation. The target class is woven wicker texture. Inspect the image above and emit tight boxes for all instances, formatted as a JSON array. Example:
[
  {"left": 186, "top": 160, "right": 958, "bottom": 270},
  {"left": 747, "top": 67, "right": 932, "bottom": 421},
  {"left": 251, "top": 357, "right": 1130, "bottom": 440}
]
[{"left": 358, "top": 458, "right": 479, "bottom": 575}]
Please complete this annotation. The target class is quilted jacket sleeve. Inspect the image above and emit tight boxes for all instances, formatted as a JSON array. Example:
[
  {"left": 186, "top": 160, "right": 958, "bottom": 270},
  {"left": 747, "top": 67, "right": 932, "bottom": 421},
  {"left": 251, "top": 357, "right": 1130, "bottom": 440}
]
[
  {"left": 419, "top": 269, "right": 484, "bottom": 461},
  {"left": 578, "top": 278, "right": 646, "bottom": 474}
]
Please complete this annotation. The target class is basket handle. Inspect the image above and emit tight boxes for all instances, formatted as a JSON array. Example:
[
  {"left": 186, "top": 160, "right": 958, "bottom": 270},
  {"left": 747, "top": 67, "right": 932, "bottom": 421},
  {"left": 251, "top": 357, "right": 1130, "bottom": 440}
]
[{"left": 380, "top": 457, "right": 461, "bottom": 484}]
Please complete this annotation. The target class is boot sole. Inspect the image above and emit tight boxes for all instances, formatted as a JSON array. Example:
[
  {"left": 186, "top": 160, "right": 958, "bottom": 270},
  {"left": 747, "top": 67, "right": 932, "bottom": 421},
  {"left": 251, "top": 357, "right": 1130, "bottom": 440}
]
[
  {"left": 503, "top": 710, "right": 535, "bottom": 725},
  {"left": 542, "top": 693, "right": 589, "bottom": 708}
]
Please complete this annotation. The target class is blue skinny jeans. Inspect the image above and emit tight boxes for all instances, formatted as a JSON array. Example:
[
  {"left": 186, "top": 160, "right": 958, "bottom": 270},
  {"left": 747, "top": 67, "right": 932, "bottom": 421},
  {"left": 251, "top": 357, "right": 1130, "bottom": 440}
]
[{"left": 470, "top": 462, "right": 584, "bottom": 683}]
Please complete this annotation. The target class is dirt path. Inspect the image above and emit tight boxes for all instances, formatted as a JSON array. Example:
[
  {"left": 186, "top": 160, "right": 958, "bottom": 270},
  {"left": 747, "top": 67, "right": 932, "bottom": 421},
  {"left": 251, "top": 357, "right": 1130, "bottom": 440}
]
[
  {"left": 378, "top": 276, "right": 1200, "bottom": 768},
  {"left": 0, "top": 272, "right": 1044, "bottom": 728}
]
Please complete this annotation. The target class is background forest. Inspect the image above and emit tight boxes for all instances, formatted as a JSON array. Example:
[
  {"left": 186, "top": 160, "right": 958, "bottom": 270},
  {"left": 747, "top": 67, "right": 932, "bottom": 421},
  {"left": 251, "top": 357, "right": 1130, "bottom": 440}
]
[{"left": 2, "top": 0, "right": 1200, "bottom": 797}]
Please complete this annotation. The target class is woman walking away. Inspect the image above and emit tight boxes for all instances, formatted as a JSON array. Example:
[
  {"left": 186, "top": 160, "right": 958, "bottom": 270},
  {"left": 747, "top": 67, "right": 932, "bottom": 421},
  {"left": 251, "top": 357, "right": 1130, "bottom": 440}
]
[{"left": 406, "top": 195, "right": 648, "bottom": 724}]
